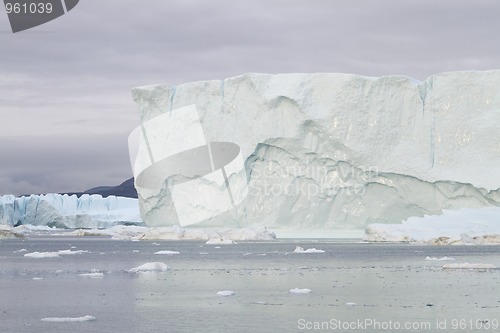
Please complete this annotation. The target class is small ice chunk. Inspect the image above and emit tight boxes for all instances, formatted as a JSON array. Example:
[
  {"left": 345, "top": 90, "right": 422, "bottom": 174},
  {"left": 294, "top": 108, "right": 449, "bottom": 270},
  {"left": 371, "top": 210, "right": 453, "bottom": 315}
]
[
  {"left": 24, "top": 252, "right": 60, "bottom": 258},
  {"left": 41, "top": 315, "right": 96, "bottom": 322},
  {"left": 133, "top": 250, "right": 140, "bottom": 253},
  {"left": 78, "top": 273, "right": 104, "bottom": 278},
  {"left": 32, "top": 277, "right": 44, "bottom": 280},
  {"left": 293, "top": 246, "right": 325, "bottom": 254},
  {"left": 289, "top": 288, "right": 312, "bottom": 294},
  {"left": 346, "top": 302, "right": 356, "bottom": 307},
  {"left": 14, "top": 249, "right": 28, "bottom": 253},
  {"left": 154, "top": 250, "right": 180, "bottom": 255},
  {"left": 216, "top": 290, "right": 235, "bottom": 297},
  {"left": 206, "top": 239, "right": 235, "bottom": 245},
  {"left": 128, "top": 262, "right": 169, "bottom": 273},
  {"left": 79, "top": 270, "right": 104, "bottom": 278},
  {"left": 425, "top": 256, "right": 455, "bottom": 261},
  {"left": 58, "top": 250, "right": 89, "bottom": 255},
  {"left": 442, "top": 263, "right": 496, "bottom": 270}
]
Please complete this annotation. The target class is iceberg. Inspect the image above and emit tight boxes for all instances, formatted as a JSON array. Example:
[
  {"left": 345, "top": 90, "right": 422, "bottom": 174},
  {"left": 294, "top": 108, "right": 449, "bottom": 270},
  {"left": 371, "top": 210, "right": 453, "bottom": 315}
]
[
  {"left": 130, "top": 71, "right": 500, "bottom": 231},
  {"left": 0, "top": 193, "right": 141, "bottom": 228}
]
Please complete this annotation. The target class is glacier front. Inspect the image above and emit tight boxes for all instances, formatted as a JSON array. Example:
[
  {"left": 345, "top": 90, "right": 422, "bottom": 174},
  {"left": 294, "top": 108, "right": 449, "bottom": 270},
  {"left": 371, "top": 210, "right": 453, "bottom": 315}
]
[
  {"left": 0, "top": 194, "right": 141, "bottom": 228},
  {"left": 130, "top": 70, "right": 500, "bottom": 231}
]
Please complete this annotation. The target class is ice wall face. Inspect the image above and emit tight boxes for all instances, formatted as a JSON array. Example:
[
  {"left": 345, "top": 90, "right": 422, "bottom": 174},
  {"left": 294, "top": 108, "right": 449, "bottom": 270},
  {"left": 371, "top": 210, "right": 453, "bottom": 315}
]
[
  {"left": 0, "top": 194, "right": 141, "bottom": 228},
  {"left": 131, "top": 71, "right": 500, "bottom": 230}
]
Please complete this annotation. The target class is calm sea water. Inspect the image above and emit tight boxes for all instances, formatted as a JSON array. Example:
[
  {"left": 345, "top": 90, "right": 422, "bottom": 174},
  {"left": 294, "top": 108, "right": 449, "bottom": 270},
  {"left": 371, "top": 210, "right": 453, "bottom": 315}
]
[{"left": 1, "top": 235, "right": 499, "bottom": 332}]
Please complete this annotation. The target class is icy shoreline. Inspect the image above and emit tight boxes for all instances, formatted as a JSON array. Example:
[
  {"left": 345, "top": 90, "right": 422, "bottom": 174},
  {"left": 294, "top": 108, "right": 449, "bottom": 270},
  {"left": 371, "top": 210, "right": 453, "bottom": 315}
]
[
  {"left": 364, "top": 207, "right": 500, "bottom": 245},
  {"left": 0, "top": 224, "right": 276, "bottom": 242},
  {"left": 2, "top": 206, "right": 499, "bottom": 244}
]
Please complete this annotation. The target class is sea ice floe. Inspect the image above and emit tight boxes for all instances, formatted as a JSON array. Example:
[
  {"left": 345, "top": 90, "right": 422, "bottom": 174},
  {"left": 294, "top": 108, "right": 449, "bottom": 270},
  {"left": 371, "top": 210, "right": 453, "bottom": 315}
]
[
  {"left": 128, "top": 262, "right": 169, "bottom": 273},
  {"left": 24, "top": 249, "right": 89, "bottom": 258},
  {"left": 154, "top": 250, "right": 180, "bottom": 255},
  {"left": 289, "top": 288, "right": 312, "bottom": 294},
  {"left": 57, "top": 250, "right": 89, "bottom": 255},
  {"left": 41, "top": 315, "right": 96, "bottom": 322},
  {"left": 78, "top": 269, "right": 104, "bottom": 278},
  {"left": 216, "top": 290, "right": 235, "bottom": 297},
  {"left": 425, "top": 256, "right": 455, "bottom": 261},
  {"left": 293, "top": 246, "right": 325, "bottom": 254},
  {"left": 24, "top": 252, "right": 60, "bottom": 258}
]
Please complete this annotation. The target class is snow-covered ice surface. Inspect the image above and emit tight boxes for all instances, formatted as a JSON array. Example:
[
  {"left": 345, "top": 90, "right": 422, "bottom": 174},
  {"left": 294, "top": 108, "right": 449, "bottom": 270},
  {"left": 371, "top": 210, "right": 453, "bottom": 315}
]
[
  {"left": 2, "top": 235, "right": 500, "bottom": 332},
  {"left": 364, "top": 207, "right": 500, "bottom": 244}
]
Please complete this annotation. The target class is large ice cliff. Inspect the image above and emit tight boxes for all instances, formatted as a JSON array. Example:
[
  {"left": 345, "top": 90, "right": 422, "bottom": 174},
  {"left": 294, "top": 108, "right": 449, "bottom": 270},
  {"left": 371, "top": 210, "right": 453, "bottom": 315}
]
[{"left": 131, "top": 70, "right": 500, "bottom": 230}]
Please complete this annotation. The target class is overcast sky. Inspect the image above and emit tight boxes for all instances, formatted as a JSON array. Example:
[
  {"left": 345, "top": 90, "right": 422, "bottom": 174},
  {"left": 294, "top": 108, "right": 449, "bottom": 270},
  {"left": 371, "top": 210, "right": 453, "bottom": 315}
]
[{"left": 1, "top": 0, "right": 499, "bottom": 195}]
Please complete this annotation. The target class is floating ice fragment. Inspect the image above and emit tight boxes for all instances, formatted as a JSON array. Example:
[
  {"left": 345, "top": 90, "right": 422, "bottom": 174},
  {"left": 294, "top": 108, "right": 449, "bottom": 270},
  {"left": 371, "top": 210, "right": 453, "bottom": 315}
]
[
  {"left": 293, "top": 246, "right": 325, "bottom": 254},
  {"left": 58, "top": 250, "right": 89, "bottom": 255},
  {"left": 41, "top": 315, "right": 96, "bottom": 322},
  {"left": 128, "top": 262, "right": 169, "bottom": 273},
  {"left": 289, "top": 288, "right": 311, "bottom": 294},
  {"left": 79, "top": 270, "right": 104, "bottom": 278},
  {"left": 24, "top": 252, "right": 60, "bottom": 258},
  {"left": 425, "top": 256, "right": 455, "bottom": 261},
  {"left": 154, "top": 250, "right": 180, "bottom": 255},
  {"left": 216, "top": 290, "right": 235, "bottom": 297}
]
